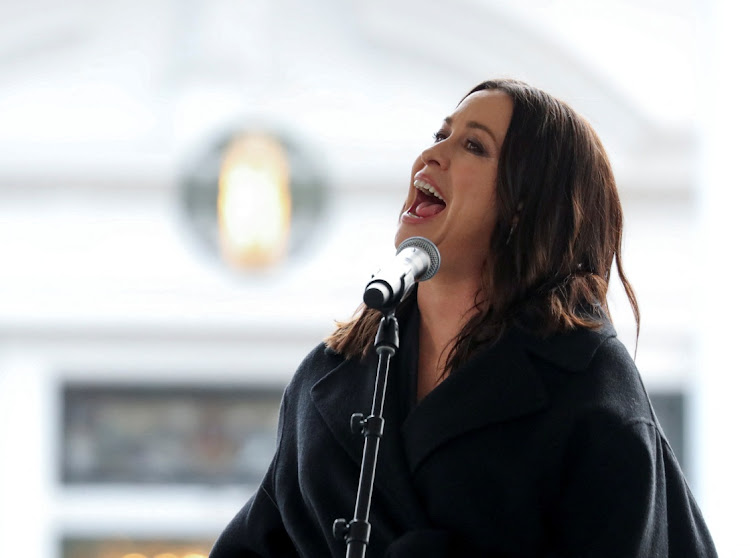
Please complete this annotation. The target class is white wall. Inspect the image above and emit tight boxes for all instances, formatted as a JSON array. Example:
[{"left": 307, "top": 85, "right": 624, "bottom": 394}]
[{"left": 1, "top": 1, "right": 730, "bottom": 556}]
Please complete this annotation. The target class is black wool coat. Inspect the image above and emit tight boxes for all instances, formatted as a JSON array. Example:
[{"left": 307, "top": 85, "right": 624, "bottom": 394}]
[{"left": 209, "top": 319, "right": 717, "bottom": 558}]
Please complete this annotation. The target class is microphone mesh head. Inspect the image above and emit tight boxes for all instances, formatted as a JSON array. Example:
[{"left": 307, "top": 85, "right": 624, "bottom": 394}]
[{"left": 397, "top": 236, "right": 441, "bottom": 281}]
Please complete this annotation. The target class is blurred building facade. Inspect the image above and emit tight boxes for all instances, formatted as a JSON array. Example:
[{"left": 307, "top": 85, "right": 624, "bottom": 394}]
[{"left": 1, "top": 1, "right": 740, "bottom": 557}]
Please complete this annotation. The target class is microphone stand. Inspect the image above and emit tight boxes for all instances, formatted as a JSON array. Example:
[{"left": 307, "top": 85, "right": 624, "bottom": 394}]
[{"left": 333, "top": 309, "right": 399, "bottom": 558}]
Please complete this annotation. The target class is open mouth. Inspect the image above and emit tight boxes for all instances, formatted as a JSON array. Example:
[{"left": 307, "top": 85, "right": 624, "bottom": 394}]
[{"left": 407, "top": 179, "right": 447, "bottom": 218}]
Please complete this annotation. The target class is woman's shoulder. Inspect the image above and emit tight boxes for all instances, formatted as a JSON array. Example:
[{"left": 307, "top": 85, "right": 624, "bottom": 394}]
[
  {"left": 577, "top": 334, "right": 652, "bottom": 424},
  {"left": 515, "top": 320, "right": 622, "bottom": 372},
  {"left": 287, "top": 341, "right": 343, "bottom": 382},
  {"left": 516, "top": 323, "right": 651, "bottom": 425},
  {"left": 283, "top": 340, "right": 364, "bottom": 398}
]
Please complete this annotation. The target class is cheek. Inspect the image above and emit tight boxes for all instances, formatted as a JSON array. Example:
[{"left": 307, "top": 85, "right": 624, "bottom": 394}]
[
  {"left": 469, "top": 182, "right": 499, "bottom": 238},
  {"left": 476, "top": 198, "right": 498, "bottom": 234},
  {"left": 468, "top": 172, "right": 497, "bottom": 210}
]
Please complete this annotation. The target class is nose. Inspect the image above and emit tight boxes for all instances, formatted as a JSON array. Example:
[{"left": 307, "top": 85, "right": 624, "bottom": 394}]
[{"left": 420, "top": 140, "right": 449, "bottom": 169}]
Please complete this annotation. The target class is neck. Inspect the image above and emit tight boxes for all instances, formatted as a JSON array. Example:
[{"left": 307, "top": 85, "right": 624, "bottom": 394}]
[
  {"left": 413, "top": 271, "right": 484, "bottom": 399},
  {"left": 416, "top": 271, "right": 484, "bottom": 368}
]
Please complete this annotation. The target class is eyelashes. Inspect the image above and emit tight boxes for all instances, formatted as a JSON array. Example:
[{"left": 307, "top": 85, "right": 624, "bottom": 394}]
[{"left": 432, "top": 129, "right": 486, "bottom": 156}]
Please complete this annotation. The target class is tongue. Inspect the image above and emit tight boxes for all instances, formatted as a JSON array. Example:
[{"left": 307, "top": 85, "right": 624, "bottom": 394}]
[{"left": 415, "top": 201, "right": 445, "bottom": 217}]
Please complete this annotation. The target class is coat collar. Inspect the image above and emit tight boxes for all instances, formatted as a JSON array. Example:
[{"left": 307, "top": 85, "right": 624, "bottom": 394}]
[
  {"left": 516, "top": 319, "right": 617, "bottom": 371},
  {"left": 400, "top": 320, "right": 617, "bottom": 471},
  {"left": 310, "top": 347, "right": 432, "bottom": 528},
  {"left": 401, "top": 329, "right": 547, "bottom": 472},
  {"left": 311, "top": 318, "right": 617, "bottom": 501}
]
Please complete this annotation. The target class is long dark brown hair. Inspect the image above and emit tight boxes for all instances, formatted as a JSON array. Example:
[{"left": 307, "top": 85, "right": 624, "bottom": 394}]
[{"left": 326, "top": 78, "right": 639, "bottom": 372}]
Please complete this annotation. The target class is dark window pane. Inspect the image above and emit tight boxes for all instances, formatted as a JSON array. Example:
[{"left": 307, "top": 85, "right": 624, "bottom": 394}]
[
  {"left": 650, "top": 391, "right": 687, "bottom": 475},
  {"left": 61, "top": 385, "right": 282, "bottom": 485}
]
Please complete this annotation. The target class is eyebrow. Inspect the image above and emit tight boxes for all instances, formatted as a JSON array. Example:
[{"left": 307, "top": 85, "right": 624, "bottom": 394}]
[{"left": 443, "top": 116, "right": 499, "bottom": 146}]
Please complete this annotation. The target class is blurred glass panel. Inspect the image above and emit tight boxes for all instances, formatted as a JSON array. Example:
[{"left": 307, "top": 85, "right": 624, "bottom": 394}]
[
  {"left": 61, "top": 537, "right": 213, "bottom": 558},
  {"left": 650, "top": 391, "right": 686, "bottom": 475},
  {"left": 61, "top": 385, "right": 282, "bottom": 485}
]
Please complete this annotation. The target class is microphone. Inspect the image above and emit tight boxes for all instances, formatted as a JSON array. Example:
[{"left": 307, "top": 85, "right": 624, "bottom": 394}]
[{"left": 363, "top": 236, "right": 441, "bottom": 310}]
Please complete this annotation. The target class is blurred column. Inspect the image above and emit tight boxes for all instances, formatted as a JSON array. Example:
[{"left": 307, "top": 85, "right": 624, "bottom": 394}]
[
  {"left": 0, "top": 354, "right": 55, "bottom": 558},
  {"left": 696, "top": 0, "right": 750, "bottom": 555}
]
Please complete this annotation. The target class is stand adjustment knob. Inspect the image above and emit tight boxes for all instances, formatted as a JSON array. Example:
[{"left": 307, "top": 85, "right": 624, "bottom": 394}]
[
  {"left": 332, "top": 518, "right": 349, "bottom": 540},
  {"left": 350, "top": 413, "right": 366, "bottom": 434}
]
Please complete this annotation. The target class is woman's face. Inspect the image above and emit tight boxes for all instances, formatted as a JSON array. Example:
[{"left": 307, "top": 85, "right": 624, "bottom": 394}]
[{"left": 395, "top": 89, "right": 514, "bottom": 278}]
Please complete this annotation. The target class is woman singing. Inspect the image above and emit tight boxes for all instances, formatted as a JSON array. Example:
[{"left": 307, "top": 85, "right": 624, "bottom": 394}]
[{"left": 209, "top": 79, "right": 717, "bottom": 557}]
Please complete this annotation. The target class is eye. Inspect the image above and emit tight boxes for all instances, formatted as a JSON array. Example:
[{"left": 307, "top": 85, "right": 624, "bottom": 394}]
[
  {"left": 465, "top": 138, "right": 486, "bottom": 155},
  {"left": 433, "top": 130, "right": 448, "bottom": 143}
]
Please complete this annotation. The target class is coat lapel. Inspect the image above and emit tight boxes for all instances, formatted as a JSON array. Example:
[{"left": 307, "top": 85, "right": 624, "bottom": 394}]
[
  {"left": 310, "top": 349, "right": 431, "bottom": 528},
  {"left": 310, "top": 352, "right": 375, "bottom": 466},
  {"left": 401, "top": 332, "right": 549, "bottom": 473},
  {"left": 310, "top": 319, "right": 616, "bottom": 519},
  {"left": 400, "top": 320, "right": 617, "bottom": 472}
]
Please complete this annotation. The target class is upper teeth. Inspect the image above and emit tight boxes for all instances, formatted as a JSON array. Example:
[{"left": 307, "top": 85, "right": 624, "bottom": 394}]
[{"left": 414, "top": 179, "right": 444, "bottom": 202}]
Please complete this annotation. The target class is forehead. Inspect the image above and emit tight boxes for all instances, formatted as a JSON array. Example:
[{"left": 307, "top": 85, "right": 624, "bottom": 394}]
[{"left": 451, "top": 90, "right": 513, "bottom": 140}]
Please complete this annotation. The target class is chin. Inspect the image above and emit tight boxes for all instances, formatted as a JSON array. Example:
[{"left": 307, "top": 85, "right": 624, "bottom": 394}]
[
  {"left": 394, "top": 227, "right": 409, "bottom": 249},
  {"left": 395, "top": 221, "right": 421, "bottom": 247}
]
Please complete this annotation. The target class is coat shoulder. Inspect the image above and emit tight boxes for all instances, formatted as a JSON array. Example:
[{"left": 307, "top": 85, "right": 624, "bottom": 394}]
[
  {"left": 523, "top": 326, "right": 654, "bottom": 428},
  {"left": 584, "top": 335, "right": 653, "bottom": 422},
  {"left": 284, "top": 341, "right": 346, "bottom": 398}
]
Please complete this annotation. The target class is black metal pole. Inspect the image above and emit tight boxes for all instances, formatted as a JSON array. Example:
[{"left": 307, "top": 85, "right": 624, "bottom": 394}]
[{"left": 333, "top": 311, "right": 399, "bottom": 558}]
